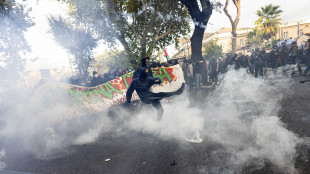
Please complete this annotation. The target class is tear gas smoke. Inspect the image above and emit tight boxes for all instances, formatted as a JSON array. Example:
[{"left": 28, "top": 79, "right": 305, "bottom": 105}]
[
  {"left": 0, "top": 148, "right": 5, "bottom": 169},
  {"left": 0, "top": 68, "right": 302, "bottom": 173}
]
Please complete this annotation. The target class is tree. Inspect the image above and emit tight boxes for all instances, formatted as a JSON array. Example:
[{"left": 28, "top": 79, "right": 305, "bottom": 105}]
[
  {"left": 95, "top": 50, "right": 131, "bottom": 72},
  {"left": 178, "top": 0, "right": 214, "bottom": 62},
  {"left": 223, "top": 0, "right": 241, "bottom": 54},
  {"left": 246, "top": 29, "right": 263, "bottom": 47},
  {"left": 204, "top": 41, "right": 222, "bottom": 59},
  {"left": 61, "top": 0, "right": 190, "bottom": 65},
  {"left": 48, "top": 16, "right": 97, "bottom": 75},
  {"left": 0, "top": 0, "right": 34, "bottom": 84},
  {"left": 255, "top": 4, "right": 282, "bottom": 40}
]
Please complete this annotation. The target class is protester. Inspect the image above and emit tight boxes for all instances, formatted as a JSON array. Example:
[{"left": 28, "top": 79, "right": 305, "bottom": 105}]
[
  {"left": 269, "top": 45, "right": 280, "bottom": 76},
  {"left": 248, "top": 54, "right": 255, "bottom": 75},
  {"left": 303, "top": 39, "right": 310, "bottom": 75},
  {"left": 126, "top": 67, "right": 185, "bottom": 121},
  {"left": 289, "top": 41, "right": 302, "bottom": 74},
  {"left": 194, "top": 60, "right": 203, "bottom": 89},
  {"left": 173, "top": 59, "right": 179, "bottom": 65},
  {"left": 209, "top": 56, "right": 219, "bottom": 84},
  {"left": 156, "top": 62, "right": 161, "bottom": 68},
  {"left": 251, "top": 47, "right": 263, "bottom": 77},
  {"left": 186, "top": 59, "right": 194, "bottom": 89},
  {"left": 89, "top": 71, "right": 103, "bottom": 87},
  {"left": 233, "top": 53, "right": 241, "bottom": 70},
  {"left": 133, "top": 57, "right": 152, "bottom": 78},
  {"left": 279, "top": 42, "right": 289, "bottom": 75}
]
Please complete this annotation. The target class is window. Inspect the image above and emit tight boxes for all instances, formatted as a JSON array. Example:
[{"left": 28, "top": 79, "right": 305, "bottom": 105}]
[
  {"left": 284, "top": 32, "right": 288, "bottom": 39},
  {"left": 240, "top": 39, "right": 244, "bottom": 46}
]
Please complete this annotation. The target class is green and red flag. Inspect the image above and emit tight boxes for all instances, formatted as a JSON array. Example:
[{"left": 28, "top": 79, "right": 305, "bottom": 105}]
[{"left": 164, "top": 49, "right": 171, "bottom": 61}]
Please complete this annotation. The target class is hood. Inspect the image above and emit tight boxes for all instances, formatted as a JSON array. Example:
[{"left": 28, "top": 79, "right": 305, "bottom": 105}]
[
  {"left": 138, "top": 67, "right": 148, "bottom": 80},
  {"left": 141, "top": 57, "right": 149, "bottom": 67}
]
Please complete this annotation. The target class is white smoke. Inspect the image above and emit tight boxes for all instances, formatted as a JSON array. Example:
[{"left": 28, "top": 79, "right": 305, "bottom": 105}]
[
  {"left": 0, "top": 67, "right": 303, "bottom": 173},
  {"left": 0, "top": 148, "right": 5, "bottom": 169},
  {"left": 122, "top": 69, "right": 301, "bottom": 172}
]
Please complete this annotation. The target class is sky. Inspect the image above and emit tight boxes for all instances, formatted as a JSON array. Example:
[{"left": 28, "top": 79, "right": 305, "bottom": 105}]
[{"left": 24, "top": 0, "right": 310, "bottom": 71}]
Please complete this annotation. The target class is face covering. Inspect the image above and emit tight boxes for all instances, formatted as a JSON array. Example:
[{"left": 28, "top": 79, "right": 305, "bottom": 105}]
[{"left": 94, "top": 74, "right": 98, "bottom": 78}]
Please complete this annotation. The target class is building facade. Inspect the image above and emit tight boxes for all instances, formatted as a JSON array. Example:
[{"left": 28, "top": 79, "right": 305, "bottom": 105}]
[{"left": 172, "top": 19, "right": 310, "bottom": 59}]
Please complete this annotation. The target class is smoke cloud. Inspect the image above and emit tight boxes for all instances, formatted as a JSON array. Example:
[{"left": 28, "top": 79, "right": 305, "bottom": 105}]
[{"left": 0, "top": 68, "right": 302, "bottom": 173}]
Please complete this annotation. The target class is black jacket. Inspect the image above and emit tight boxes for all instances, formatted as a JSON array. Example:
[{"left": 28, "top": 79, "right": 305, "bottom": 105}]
[
  {"left": 126, "top": 67, "right": 161, "bottom": 104},
  {"left": 269, "top": 49, "right": 279, "bottom": 68},
  {"left": 90, "top": 76, "right": 104, "bottom": 87}
]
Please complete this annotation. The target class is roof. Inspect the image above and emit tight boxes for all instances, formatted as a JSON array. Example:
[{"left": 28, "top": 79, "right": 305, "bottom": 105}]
[{"left": 214, "top": 27, "right": 252, "bottom": 34}]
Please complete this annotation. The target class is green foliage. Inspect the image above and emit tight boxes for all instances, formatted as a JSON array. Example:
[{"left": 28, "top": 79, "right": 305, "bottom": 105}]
[
  {"left": 255, "top": 4, "right": 282, "bottom": 40},
  {"left": 246, "top": 29, "right": 263, "bottom": 46},
  {"left": 48, "top": 16, "right": 97, "bottom": 75},
  {"left": 204, "top": 41, "right": 223, "bottom": 59},
  {"left": 95, "top": 50, "right": 131, "bottom": 72},
  {"left": 0, "top": 0, "right": 34, "bottom": 84},
  {"left": 61, "top": 0, "right": 190, "bottom": 67}
]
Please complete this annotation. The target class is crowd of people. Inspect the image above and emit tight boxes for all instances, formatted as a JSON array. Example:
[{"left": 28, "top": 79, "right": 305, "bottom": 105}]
[
  {"left": 182, "top": 39, "right": 310, "bottom": 89},
  {"left": 67, "top": 38, "right": 310, "bottom": 89},
  {"left": 67, "top": 57, "right": 180, "bottom": 87},
  {"left": 68, "top": 68, "right": 133, "bottom": 87}
]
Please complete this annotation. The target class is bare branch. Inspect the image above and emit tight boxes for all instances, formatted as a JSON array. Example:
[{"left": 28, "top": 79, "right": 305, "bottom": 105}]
[
  {"left": 155, "top": 28, "right": 172, "bottom": 41},
  {"left": 130, "top": 25, "right": 141, "bottom": 41},
  {"left": 223, "top": 0, "right": 233, "bottom": 24}
]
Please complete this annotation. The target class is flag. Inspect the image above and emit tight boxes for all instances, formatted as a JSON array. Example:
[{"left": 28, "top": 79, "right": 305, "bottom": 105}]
[{"left": 164, "top": 49, "right": 171, "bottom": 61}]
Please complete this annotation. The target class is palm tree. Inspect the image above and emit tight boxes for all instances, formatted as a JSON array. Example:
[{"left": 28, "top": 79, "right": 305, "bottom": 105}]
[{"left": 255, "top": 4, "right": 282, "bottom": 40}]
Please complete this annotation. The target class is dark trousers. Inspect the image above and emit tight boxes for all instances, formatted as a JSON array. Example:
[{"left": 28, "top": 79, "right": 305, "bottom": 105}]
[
  {"left": 255, "top": 63, "right": 263, "bottom": 77},
  {"left": 144, "top": 88, "right": 183, "bottom": 120},
  {"left": 186, "top": 77, "right": 194, "bottom": 90}
]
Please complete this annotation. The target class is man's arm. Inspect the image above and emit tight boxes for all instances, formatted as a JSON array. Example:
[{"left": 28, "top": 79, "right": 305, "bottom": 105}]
[
  {"left": 126, "top": 80, "right": 135, "bottom": 103},
  {"left": 149, "top": 77, "right": 161, "bottom": 86}
]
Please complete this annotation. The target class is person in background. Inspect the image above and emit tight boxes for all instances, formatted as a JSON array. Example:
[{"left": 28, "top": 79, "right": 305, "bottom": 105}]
[
  {"left": 289, "top": 41, "right": 301, "bottom": 75},
  {"left": 102, "top": 73, "right": 110, "bottom": 83},
  {"left": 248, "top": 54, "right": 255, "bottom": 75},
  {"left": 186, "top": 59, "right": 194, "bottom": 90},
  {"left": 233, "top": 53, "right": 241, "bottom": 70},
  {"left": 269, "top": 45, "right": 279, "bottom": 76},
  {"left": 260, "top": 49, "right": 268, "bottom": 75},
  {"left": 160, "top": 62, "right": 166, "bottom": 68},
  {"left": 173, "top": 59, "right": 179, "bottom": 65},
  {"left": 150, "top": 62, "right": 157, "bottom": 68},
  {"left": 90, "top": 71, "right": 104, "bottom": 87},
  {"left": 303, "top": 39, "right": 310, "bottom": 75},
  {"left": 167, "top": 60, "right": 173, "bottom": 66},
  {"left": 279, "top": 42, "right": 289, "bottom": 75},
  {"left": 209, "top": 56, "right": 218, "bottom": 84},
  {"left": 251, "top": 47, "right": 263, "bottom": 77},
  {"left": 156, "top": 62, "right": 161, "bottom": 68},
  {"left": 194, "top": 60, "right": 203, "bottom": 89}
]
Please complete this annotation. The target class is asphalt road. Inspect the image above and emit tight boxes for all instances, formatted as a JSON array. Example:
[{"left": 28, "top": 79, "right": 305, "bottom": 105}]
[{"left": 1, "top": 72, "right": 310, "bottom": 174}]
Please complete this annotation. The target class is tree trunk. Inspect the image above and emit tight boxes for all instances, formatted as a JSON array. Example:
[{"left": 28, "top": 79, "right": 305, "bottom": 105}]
[
  {"left": 179, "top": 0, "right": 213, "bottom": 63},
  {"left": 223, "top": 0, "right": 241, "bottom": 55},
  {"left": 231, "top": 25, "right": 237, "bottom": 54},
  {"left": 190, "top": 25, "right": 205, "bottom": 61}
]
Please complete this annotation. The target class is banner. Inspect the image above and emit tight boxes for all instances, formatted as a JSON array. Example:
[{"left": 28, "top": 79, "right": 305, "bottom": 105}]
[{"left": 55, "top": 64, "right": 185, "bottom": 112}]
